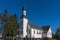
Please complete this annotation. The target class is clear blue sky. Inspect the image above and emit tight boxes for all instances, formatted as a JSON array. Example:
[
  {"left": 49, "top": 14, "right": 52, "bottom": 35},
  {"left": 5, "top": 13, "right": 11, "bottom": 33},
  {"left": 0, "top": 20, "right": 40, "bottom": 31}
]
[{"left": 0, "top": 0, "right": 60, "bottom": 34}]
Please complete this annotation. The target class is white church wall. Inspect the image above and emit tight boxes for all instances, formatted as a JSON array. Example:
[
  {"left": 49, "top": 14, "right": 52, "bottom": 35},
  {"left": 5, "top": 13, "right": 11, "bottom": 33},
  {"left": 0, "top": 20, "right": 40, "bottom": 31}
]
[
  {"left": 31, "top": 28, "right": 43, "bottom": 38},
  {"left": 47, "top": 27, "right": 52, "bottom": 38},
  {"left": 23, "top": 18, "right": 28, "bottom": 38},
  {"left": 27, "top": 24, "right": 31, "bottom": 38}
]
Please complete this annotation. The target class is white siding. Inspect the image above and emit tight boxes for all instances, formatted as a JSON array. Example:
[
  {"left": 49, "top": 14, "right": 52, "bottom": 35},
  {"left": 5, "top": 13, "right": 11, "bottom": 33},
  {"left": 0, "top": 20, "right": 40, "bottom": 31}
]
[
  {"left": 27, "top": 24, "right": 31, "bottom": 38},
  {"left": 23, "top": 18, "right": 28, "bottom": 38},
  {"left": 47, "top": 27, "right": 52, "bottom": 38},
  {"left": 31, "top": 28, "right": 43, "bottom": 38}
]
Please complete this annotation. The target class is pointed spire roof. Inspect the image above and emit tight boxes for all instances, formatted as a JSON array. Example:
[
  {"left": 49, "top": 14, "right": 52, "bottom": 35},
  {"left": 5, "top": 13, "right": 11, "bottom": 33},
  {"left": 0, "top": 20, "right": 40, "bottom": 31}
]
[
  {"left": 22, "top": 6, "right": 26, "bottom": 11},
  {"left": 20, "top": 6, "right": 27, "bottom": 19}
]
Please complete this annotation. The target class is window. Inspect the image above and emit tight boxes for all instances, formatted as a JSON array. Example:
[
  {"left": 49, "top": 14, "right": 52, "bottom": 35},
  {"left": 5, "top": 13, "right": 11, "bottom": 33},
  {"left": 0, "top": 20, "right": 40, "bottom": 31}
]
[
  {"left": 37, "top": 31, "right": 39, "bottom": 34},
  {"left": 37, "top": 30, "right": 41, "bottom": 34},
  {"left": 34, "top": 30, "right": 35, "bottom": 34},
  {"left": 29, "top": 29, "right": 30, "bottom": 34},
  {"left": 39, "top": 31, "right": 41, "bottom": 34},
  {"left": 43, "top": 32, "right": 47, "bottom": 37}
]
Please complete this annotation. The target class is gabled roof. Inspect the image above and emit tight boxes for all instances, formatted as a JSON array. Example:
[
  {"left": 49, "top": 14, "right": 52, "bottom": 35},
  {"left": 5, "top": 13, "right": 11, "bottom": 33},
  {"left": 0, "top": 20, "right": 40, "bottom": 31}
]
[
  {"left": 28, "top": 22, "right": 50, "bottom": 32},
  {"left": 42, "top": 25, "right": 50, "bottom": 32},
  {"left": 28, "top": 22, "right": 42, "bottom": 30}
]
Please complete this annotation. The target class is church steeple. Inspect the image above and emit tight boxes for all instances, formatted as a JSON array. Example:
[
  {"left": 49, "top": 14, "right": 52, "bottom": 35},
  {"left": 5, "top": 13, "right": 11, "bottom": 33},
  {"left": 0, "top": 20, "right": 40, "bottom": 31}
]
[
  {"left": 20, "top": 6, "right": 28, "bottom": 38},
  {"left": 20, "top": 6, "right": 26, "bottom": 18},
  {"left": 22, "top": 6, "right": 26, "bottom": 16}
]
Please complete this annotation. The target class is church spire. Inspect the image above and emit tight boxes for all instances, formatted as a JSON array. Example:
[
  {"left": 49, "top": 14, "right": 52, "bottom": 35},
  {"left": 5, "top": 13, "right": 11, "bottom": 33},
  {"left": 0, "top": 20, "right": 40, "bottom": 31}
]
[
  {"left": 22, "top": 6, "right": 26, "bottom": 16},
  {"left": 20, "top": 6, "right": 26, "bottom": 18}
]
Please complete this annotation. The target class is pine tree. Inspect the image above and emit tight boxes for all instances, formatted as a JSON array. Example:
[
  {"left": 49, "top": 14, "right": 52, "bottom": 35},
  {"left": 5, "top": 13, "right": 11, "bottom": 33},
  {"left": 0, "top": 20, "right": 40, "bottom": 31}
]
[
  {"left": 3, "top": 9, "right": 9, "bottom": 39},
  {"left": 55, "top": 28, "right": 60, "bottom": 40},
  {"left": 1, "top": 9, "right": 19, "bottom": 40},
  {"left": 4, "top": 13, "right": 19, "bottom": 40}
]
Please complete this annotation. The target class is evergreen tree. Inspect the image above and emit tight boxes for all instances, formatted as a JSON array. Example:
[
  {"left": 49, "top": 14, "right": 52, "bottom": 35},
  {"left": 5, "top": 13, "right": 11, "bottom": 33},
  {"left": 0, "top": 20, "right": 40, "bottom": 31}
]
[
  {"left": 3, "top": 9, "right": 9, "bottom": 39},
  {"left": 5, "top": 14, "right": 19, "bottom": 40},
  {"left": 55, "top": 28, "right": 60, "bottom": 40},
  {"left": 0, "top": 9, "right": 19, "bottom": 40}
]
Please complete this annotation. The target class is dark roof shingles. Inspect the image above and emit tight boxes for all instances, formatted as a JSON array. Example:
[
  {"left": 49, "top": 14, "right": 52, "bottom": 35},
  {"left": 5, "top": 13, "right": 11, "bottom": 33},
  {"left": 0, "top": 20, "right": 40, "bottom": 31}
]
[{"left": 28, "top": 22, "right": 50, "bottom": 32}]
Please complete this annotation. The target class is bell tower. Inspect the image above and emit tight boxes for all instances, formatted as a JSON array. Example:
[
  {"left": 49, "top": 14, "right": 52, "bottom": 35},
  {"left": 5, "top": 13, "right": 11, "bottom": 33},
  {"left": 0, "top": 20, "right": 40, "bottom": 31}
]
[
  {"left": 20, "top": 6, "right": 28, "bottom": 38},
  {"left": 22, "top": 6, "right": 26, "bottom": 16},
  {"left": 20, "top": 6, "right": 27, "bottom": 19}
]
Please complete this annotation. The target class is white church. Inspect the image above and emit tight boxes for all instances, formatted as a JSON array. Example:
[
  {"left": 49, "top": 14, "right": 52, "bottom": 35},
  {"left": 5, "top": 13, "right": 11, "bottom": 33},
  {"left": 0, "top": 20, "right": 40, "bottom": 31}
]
[{"left": 17, "top": 7, "right": 52, "bottom": 40}]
